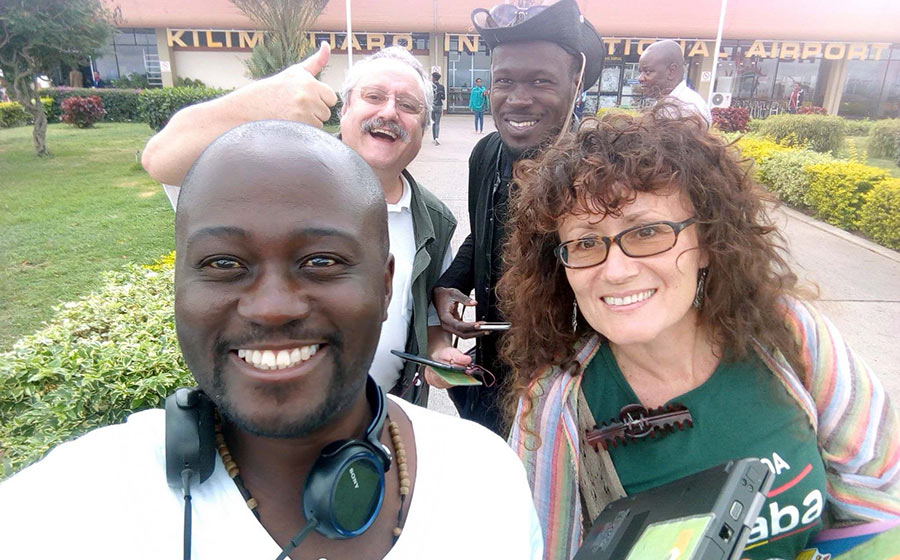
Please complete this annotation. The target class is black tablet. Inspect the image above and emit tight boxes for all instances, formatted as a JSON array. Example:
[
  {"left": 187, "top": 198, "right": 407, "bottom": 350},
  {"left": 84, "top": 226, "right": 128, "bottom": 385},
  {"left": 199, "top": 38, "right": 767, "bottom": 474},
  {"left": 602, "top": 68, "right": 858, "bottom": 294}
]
[{"left": 575, "top": 458, "right": 774, "bottom": 560}]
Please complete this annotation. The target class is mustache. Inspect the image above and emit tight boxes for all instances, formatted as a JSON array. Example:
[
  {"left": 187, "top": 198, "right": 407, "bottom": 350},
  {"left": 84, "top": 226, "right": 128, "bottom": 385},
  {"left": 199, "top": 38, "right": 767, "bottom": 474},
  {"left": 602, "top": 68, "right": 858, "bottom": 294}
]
[{"left": 360, "top": 117, "right": 411, "bottom": 144}]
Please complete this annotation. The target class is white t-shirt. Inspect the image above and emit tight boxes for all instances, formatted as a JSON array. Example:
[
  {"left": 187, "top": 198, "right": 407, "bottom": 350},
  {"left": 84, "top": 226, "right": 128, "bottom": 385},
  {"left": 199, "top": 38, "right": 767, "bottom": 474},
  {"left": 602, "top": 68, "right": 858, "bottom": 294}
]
[
  {"left": 664, "top": 80, "right": 713, "bottom": 126},
  {"left": 0, "top": 397, "right": 542, "bottom": 559},
  {"left": 371, "top": 175, "right": 453, "bottom": 390}
]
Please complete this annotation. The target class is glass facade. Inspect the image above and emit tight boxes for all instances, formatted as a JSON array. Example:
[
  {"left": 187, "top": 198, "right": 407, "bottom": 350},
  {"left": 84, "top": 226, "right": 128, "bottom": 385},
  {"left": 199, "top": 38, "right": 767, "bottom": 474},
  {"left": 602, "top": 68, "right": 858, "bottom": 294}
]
[
  {"left": 94, "top": 28, "right": 159, "bottom": 84},
  {"left": 446, "top": 37, "right": 491, "bottom": 113},
  {"left": 839, "top": 47, "right": 900, "bottom": 119}
]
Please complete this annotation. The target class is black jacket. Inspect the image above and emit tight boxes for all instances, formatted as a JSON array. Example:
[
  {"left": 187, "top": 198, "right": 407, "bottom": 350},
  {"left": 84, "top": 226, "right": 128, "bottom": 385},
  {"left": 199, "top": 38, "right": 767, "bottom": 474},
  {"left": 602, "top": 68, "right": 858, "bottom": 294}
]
[{"left": 435, "top": 132, "right": 513, "bottom": 434}]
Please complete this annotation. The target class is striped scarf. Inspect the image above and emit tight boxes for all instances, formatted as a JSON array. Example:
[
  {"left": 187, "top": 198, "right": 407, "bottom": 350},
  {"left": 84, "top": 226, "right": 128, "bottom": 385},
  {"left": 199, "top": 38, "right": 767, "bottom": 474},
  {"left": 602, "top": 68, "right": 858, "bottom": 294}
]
[{"left": 508, "top": 298, "right": 900, "bottom": 560}]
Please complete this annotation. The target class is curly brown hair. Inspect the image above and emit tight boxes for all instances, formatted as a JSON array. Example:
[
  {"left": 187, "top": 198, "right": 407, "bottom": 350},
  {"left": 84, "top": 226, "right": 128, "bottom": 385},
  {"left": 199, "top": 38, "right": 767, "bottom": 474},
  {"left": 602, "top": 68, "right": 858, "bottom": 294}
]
[{"left": 497, "top": 106, "right": 807, "bottom": 419}]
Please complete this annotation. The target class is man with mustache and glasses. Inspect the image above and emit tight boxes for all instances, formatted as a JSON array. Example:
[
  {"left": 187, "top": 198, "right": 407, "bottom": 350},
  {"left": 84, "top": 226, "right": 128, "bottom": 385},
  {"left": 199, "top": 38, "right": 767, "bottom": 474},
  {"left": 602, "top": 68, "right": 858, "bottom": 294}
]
[
  {"left": 0, "top": 122, "right": 542, "bottom": 559},
  {"left": 428, "top": 0, "right": 605, "bottom": 436},
  {"left": 143, "top": 46, "right": 455, "bottom": 407}
]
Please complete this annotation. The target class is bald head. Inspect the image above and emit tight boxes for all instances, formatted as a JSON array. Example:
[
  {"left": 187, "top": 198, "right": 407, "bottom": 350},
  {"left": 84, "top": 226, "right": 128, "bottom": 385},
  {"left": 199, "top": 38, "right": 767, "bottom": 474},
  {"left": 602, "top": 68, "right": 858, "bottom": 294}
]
[
  {"left": 638, "top": 40, "right": 685, "bottom": 98},
  {"left": 177, "top": 120, "right": 388, "bottom": 258}
]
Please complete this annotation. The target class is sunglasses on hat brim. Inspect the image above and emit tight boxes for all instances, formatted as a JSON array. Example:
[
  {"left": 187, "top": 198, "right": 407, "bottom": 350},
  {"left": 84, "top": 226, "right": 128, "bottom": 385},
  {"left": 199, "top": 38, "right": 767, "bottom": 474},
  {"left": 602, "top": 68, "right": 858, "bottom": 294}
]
[{"left": 471, "top": 3, "right": 550, "bottom": 29}]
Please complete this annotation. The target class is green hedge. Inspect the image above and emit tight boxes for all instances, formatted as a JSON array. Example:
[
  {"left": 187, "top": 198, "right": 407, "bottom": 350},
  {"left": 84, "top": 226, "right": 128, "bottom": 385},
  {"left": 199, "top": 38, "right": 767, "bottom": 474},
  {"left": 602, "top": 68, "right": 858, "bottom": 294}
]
[
  {"left": 844, "top": 119, "right": 874, "bottom": 136},
  {"left": 40, "top": 87, "right": 143, "bottom": 123},
  {"left": 867, "top": 119, "right": 900, "bottom": 159},
  {"left": 0, "top": 98, "right": 54, "bottom": 127},
  {"left": 758, "top": 149, "right": 834, "bottom": 207},
  {"left": 0, "top": 101, "right": 29, "bottom": 128},
  {"left": 757, "top": 114, "right": 846, "bottom": 155},
  {"left": 138, "top": 87, "right": 227, "bottom": 131},
  {"left": 0, "top": 257, "right": 191, "bottom": 479},
  {"left": 858, "top": 178, "right": 900, "bottom": 249},
  {"left": 804, "top": 161, "right": 888, "bottom": 229}
]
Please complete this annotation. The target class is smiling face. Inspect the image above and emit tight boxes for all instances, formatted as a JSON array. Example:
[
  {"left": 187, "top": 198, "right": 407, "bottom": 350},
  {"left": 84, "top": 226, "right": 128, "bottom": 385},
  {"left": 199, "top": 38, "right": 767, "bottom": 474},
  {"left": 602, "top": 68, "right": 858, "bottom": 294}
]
[
  {"left": 175, "top": 132, "right": 391, "bottom": 438},
  {"left": 340, "top": 58, "right": 426, "bottom": 178},
  {"left": 490, "top": 41, "right": 579, "bottom": 156},
  {"left": 558, "top": 189, "right": 707, "bottom": 348}
]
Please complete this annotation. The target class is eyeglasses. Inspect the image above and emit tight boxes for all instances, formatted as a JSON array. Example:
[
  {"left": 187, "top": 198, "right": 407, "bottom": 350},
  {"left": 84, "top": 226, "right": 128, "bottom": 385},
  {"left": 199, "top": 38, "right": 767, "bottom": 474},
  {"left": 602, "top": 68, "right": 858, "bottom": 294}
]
[
  {"left": 471, "top": 3, "right": 549, "bottom": 28},
  {"left": 357, "top": 87, "right": 425, "bottom": 115},
  {"left": 555, "top": 218, "right": 697, "bottom": 269}
]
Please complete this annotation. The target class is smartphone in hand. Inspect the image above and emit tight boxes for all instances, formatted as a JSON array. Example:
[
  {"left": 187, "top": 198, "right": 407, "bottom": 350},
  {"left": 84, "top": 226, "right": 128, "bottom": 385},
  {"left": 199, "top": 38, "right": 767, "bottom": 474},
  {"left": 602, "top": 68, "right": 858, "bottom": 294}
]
[
  {"left": 390, "top": 350, "right": 482, "bottom": 386},
  {"left": 475, "top": 322, "right": 511, "bottom": 331}
]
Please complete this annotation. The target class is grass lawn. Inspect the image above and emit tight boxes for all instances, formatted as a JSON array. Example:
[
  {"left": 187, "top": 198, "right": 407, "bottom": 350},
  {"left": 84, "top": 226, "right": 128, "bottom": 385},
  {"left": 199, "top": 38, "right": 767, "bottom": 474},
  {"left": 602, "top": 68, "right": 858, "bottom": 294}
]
[
  {"left": 0, "top": 123, "right": 174, "bottom": 349},
  {"left": 840, "top": 136, "right": 900, "bottom": 177}
]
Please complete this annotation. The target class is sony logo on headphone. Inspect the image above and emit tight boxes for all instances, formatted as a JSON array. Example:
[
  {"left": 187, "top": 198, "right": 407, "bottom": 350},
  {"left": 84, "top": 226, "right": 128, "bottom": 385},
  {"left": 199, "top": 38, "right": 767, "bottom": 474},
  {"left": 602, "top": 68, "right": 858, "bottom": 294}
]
[{"left": 349, "top": 467, "right": 360, "bottom": 489}]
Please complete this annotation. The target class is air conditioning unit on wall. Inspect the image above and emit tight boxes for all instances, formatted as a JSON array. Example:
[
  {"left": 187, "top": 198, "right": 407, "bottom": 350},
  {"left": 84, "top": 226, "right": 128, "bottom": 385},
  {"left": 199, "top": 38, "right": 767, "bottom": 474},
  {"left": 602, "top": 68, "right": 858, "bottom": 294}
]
[{"left": 711, "top": 92, "right": 732, "bottom": 108}]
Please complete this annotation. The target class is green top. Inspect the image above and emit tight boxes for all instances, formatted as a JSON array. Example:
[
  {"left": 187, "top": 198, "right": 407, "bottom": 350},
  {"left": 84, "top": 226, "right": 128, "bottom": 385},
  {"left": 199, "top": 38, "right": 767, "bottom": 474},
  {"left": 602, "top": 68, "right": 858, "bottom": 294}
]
[
  {"left": 468, "top": 85, "right": 487, "bottom": 111},
  {"left": 582, "top": 343, "right": 827, "bottom": 560}
]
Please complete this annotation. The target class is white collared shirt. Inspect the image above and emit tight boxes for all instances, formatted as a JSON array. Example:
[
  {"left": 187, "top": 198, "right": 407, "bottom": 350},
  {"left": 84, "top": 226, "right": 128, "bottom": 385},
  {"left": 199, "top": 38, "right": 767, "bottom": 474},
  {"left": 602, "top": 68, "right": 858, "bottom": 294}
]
[
  {"left": 664, "top": 80, "right": 713, "bottom": 126},
  {"left": 370, "top": 175, "right": 452, "bottom": 390}
]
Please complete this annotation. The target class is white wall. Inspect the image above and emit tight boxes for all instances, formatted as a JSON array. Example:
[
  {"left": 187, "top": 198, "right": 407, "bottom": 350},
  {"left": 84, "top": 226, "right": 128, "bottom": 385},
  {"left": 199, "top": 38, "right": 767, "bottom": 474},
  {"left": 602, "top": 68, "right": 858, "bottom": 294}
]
[
  {"left": 173, "top": 51, "right": 253, "bottom": 89},
  {"left": 172, "top": 50, "right": 435, "bottom": 96}
]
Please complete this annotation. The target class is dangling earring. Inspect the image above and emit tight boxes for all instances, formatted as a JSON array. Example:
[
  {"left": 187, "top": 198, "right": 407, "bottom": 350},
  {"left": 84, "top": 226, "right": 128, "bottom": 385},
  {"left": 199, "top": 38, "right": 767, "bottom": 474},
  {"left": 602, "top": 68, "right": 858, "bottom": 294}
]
[
  {"left": 572, "top": 299, "right": 579, "bottom": 332},
  {"left": 693, "top": 267, "right": 709, "bottom": 309}
]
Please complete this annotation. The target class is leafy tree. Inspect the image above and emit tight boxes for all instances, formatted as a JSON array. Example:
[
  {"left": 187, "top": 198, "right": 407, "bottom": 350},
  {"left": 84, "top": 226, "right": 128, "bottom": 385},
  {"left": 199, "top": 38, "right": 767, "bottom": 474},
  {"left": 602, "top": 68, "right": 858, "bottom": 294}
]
[
  {"left": 230, "top": 0, "right": 328, "bottom": 79},
  {"left": 0, "top": 0, "right": 113, "bottom": 156}
]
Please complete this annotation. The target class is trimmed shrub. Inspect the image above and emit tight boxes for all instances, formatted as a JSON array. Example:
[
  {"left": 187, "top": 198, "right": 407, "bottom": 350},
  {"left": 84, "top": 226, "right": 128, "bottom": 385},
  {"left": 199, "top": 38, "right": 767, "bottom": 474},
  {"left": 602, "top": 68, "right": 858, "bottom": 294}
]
[
  {"left": 797, "top": 106, "right": 827, "bottom": 115},
  {"left": 733, "top": 136, "right": 793, "bottom": 178},
  {"left": 0, "top": 258, "right": 190, "bottom": 479},
  {"left": 175, "top": 76, "right": 207, "bottom": 88},
  {"left": 111, "top": 73, "right": 150, "bottom": 89},
  {"left": 61, "top": 96, "right": 106, "bottom": 128},
  {"left": 758, "top": 149, "right": 834, "bottom": 207},
  {"left": 746, "top": 118, "right": 764, "bottom": 134},
  {"left": 0, "top": 101, "right": 29, "bottom": 127},
  {"left": 896, "top": 132, "right": 900, "bottom": 168},
  {"left": 41, "top": 87, "right": 143, "bottom": 123},
  {"left": 757, "top": 114, "right": 846, "bottom": 154},
  {"left": 139, "top": 86, "right": 227, "bottom": 131},
  {"left": 859, "top": 178, "right": 900, "bottom": 249},
  {"left": 0, "top": 99, "right": 54, "bottom": 127},
  {"left": 843, "top": 119, "right": 873, "bottom": 136},
  {"left": 804, "top": 161, "right": 888, "bottom": 229},
  {"left": 867, "top": 119, "right": 900, "bottom": 159},
  {"left": 712, "top": 107, "right": 750, "bottom": 132}
]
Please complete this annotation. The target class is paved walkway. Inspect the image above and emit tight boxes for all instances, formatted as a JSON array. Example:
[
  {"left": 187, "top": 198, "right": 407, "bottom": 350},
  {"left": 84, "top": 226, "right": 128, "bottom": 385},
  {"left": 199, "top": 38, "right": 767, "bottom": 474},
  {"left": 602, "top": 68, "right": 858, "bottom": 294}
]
[{"left": 409, "top": 114, "right": 900, "bottom": 414}]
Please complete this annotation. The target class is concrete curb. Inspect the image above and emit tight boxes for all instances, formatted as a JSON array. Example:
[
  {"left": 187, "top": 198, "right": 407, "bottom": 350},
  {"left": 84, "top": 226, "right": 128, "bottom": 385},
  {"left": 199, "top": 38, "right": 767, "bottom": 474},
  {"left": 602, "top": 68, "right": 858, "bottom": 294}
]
[{"left": 778, "top": 205, "right": 900, "bottom": 264}]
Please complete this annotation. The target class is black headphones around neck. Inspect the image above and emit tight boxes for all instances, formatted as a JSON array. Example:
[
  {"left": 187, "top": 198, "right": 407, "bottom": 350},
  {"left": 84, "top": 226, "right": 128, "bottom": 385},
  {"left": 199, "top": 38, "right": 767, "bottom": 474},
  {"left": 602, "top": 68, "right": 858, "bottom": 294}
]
[{"left": 165, "top": 376, "right": 392, "bottom": 558}]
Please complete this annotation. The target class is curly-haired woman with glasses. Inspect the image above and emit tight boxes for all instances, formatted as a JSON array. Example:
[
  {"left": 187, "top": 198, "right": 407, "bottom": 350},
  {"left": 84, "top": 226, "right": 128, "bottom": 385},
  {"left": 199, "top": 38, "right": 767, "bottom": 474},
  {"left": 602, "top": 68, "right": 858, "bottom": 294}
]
[{"left": 498, "top": 107, "right": 900, "bottom": 560}]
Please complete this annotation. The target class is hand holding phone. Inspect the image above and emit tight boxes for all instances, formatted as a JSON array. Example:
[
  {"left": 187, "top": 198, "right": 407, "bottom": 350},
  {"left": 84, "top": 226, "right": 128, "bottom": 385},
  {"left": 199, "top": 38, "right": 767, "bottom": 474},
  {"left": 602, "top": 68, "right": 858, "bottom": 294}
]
[
  {"left": 391, "top": 350, "right": 482, "bottom": 386},
  {"left": 475, "top": 322, "right": 511, "bottom": 331}
]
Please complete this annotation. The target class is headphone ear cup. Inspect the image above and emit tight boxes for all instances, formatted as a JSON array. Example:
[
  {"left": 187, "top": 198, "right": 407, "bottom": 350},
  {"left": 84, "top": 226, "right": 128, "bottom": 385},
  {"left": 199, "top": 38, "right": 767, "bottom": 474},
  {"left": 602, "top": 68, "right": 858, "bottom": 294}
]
[
  {"left": 303, "top": 440, "right": 387, "bottom": 539},
  {"left": 165, "top": 388, "right": 217, "bottom": 488}
]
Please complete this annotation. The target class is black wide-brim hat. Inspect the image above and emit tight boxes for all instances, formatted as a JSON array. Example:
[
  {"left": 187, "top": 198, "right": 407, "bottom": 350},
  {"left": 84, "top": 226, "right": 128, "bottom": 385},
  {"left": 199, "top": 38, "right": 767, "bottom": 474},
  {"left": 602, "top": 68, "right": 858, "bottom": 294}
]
[{"left": 473, "top": 0, "right": 604, "bottom": 89}]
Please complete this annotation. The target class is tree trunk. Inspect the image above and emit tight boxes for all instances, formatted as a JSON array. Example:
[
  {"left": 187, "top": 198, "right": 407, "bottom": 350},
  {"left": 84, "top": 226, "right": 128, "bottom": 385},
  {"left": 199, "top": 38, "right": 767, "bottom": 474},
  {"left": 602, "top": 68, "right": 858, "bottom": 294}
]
[
  {"left": 32, "top": 110, "right": 48, "bottom": 156},
  {"left": 12, "top": 73, "right": 49, "bottom": 156}
]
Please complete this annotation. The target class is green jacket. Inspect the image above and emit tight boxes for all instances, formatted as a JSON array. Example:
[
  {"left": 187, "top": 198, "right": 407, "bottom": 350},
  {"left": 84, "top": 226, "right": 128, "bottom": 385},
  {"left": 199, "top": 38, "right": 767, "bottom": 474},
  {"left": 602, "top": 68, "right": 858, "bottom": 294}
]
[{"left": 393, "top": 169, "right": 457, "bottom": 406}]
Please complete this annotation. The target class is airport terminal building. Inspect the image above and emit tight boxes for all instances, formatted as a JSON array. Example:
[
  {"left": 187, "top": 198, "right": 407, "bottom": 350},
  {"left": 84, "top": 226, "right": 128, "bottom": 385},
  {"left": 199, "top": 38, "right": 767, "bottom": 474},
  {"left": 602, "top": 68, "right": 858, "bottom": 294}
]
[{"left": 95, "top": 0, "right": 899, "bottom": 119}]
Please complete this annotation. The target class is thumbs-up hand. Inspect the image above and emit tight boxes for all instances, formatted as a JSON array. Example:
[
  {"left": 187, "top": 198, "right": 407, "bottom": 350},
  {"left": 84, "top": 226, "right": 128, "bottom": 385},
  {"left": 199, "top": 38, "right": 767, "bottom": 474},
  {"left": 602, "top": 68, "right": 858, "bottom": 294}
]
[{"left": 237, "top": 42, "right": 339, "bottom": 127}]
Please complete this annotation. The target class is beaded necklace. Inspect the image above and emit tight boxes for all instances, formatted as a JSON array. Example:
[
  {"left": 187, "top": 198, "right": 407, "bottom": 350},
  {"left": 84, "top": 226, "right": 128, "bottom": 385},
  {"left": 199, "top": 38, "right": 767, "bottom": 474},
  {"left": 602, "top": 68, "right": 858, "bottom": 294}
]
[{"left": 213, "top": 411, "right": 409, "bottom": 544}]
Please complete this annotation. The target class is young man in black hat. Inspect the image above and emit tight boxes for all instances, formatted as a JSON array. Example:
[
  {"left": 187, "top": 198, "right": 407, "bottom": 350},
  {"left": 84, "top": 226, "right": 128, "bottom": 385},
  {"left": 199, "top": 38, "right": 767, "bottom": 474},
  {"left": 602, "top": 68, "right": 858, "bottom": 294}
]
[{"left": 428, "top": 0, "right": 604, "bottom": 435}]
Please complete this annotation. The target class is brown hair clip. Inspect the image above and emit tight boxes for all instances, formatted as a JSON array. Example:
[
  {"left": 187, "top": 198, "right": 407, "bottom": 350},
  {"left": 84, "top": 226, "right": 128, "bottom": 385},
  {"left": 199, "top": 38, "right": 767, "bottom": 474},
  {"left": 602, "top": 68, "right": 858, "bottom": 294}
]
[{"left": 586, "top": 403, "right": 693, "bottom": 451}]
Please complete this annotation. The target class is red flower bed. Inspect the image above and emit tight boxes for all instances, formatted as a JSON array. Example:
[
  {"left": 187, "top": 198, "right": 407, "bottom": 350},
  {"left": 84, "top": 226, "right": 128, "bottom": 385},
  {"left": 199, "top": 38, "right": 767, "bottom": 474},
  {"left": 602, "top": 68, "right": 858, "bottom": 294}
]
[{"left": 711, "top": 107, "right": 750, "bottom": 132}]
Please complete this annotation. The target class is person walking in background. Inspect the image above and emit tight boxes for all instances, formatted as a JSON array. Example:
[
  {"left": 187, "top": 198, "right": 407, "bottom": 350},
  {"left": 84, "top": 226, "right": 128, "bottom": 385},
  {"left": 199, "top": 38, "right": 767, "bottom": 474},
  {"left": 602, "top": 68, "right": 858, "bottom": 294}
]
[
  {"left": 789, "top": 83, "right": 805, "bottom": 113},
  {"left": 91, "top": 71, "right": 106, "bottom": 88},
  {"left": 469, "top": 77, "right": 487, "bottom": 133},
  {"left": 431, "top": 71, "right": 446, "bottom": 145}
]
